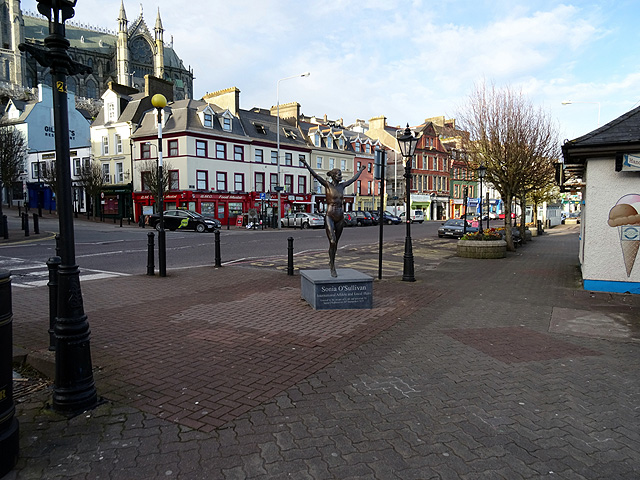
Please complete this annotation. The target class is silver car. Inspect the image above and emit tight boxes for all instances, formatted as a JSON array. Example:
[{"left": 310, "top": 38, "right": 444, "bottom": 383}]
[{"left": 280, "top": 212, "right": 325, "bottom": 229}]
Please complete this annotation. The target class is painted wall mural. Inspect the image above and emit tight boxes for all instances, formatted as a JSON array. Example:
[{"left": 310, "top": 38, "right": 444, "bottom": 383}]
[{"left": 608, "top": 194, "right": 640, "bottom": 276}]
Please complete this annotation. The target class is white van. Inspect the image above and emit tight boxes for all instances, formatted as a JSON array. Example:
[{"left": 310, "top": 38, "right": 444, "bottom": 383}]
[{"left": 399, "top": 210, "right": 425, "bottom": 224}]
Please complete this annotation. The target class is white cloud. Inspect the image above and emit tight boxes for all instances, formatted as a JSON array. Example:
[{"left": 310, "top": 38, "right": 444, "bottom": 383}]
[{"left": 18, "top": 0, "right": 640, "bottom": 141}]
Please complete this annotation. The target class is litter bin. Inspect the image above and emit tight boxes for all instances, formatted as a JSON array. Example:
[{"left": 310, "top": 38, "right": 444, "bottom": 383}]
[{"left": 0, "top": 271, "right": 19, "bottom": 477}]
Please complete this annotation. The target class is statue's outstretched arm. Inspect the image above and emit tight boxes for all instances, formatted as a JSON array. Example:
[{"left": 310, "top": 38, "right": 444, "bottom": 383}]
[
  {"left": 341, "top": 166, "right": 366, "bottom": 188},
  {"left": 301, "top": 158, "right": 329, "bottom": 188}
]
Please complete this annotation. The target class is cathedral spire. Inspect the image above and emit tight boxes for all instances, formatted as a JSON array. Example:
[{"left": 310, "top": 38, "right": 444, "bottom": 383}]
[
  {"left": 155, "top": 7, "right": 163, "bottom": 33},
  {"left": 118, "top": 0, "right": 127, "bottom": 32},
  {"left": 154, "top": 7, "right": 165, "bottom": 79},
  {"left": 117, "top": 0, "right": 130, "bottom": 85}
]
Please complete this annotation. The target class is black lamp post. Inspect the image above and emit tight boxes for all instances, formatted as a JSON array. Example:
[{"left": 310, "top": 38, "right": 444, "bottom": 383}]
[
  {"left": 19, "top": 0, "right": 97, "bottom": 414},
  {"left": 477, "top": 163, "right": 486, "bottom": 234},
  {"left": 151, "top": 94, "right": 167, "bottom": 277},
  {"left": 396, "top": 124, "right": 418, "bottom": 282}
]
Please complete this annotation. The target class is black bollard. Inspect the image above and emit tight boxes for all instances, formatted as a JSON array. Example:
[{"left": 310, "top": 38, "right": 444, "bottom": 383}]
[
  {"left": 214, "top": 230, "right": 222, "bottom": 267},
  {"left": 147, "top": 232, "right": 155, "bottom": 275},
  {"left": 20, "top": 212, "right": 25, "bottom": 231},
  {"left": 33, "top": 213, "right": 40, "bottom": 234},
  {"left": 17, "top": 205, "right": 21, "bottom": 217},
  {"left": 0, "top": 271, "right": 19, "bottom": 477},
  {"left": 23, "top": 214, "right": 29, "bottom": 237},
  {"left": 287, "top": 237, "right": 294, "bottom": 276},
  {"left": 119, "top": 216, "right": 123, "bottom": 228},
  {"left": 47, "top": 257, "right": 61, "bottom": 351},
  {"left": 2, "top": 216, "right": 7, "bottom": 240}
]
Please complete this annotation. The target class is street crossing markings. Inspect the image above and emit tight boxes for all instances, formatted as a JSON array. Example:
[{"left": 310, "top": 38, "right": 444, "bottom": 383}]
[{"left": 1, "top": 255, "right": 130, "bottom": 288}]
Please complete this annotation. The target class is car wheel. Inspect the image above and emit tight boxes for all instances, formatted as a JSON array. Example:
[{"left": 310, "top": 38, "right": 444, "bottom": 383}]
[
  {"left": 154, "top": 223, "right": 161, "bottom": 232},
  {"left": 419, "top": 221, "right": 424, "bottom": 224},
  {"left": 196, "top": 223, "right": 206, "bottom": 233},
  {"left": 302, "top": 222, "right": 309, "bottom": 229}
]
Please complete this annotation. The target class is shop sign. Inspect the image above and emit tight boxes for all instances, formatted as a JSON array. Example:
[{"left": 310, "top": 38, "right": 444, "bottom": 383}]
[
  {"left": 412, "top": 194, "right": 431, "bottom": 202},
  {"left": 621, "top": 153, "right": 640, "bottom": 172},
  {"left": 218, "top": 194, "right": 245, "bottom": 200}
]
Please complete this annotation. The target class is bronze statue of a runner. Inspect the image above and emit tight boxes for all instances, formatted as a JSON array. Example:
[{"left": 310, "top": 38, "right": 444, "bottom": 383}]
[{"left": 301, "top": 159, "right": 366, "bottom": 277}]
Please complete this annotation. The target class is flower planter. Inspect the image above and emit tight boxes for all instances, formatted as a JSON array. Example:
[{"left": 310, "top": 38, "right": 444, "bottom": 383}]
[
  {"left": 457, "top": 239, "right": 507, "bottom": 259},
  {"left": 530, "top": 227, "right": 538, "bottom": 237}
]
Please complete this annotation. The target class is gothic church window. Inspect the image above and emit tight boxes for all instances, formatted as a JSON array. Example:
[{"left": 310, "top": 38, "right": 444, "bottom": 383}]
[
  {"left": 87, "top": 80, "right": 97, "bottom": 98},
  {"left": 130, "top": 37, "right": 152, "bottom": 64}
]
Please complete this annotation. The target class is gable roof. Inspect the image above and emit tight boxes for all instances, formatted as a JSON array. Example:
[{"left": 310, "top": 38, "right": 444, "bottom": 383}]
[
  {"left": 560, "top": 104, "right": 640, "bottom": 188},
  {"left": 563, "top": 105, "right": 640, "bottom": 153}
]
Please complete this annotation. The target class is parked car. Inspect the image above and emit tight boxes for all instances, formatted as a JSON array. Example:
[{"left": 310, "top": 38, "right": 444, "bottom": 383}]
[
  {"left": 438, "top": 219, "right": 478, "bottom": 238},
  {"left": 353, "top": 210, "right": 373, "bottom": 226},
  {"left": 280, "top": 212, "right": 325, "bottom": 229},
  {"left": 148, "top": 209, "right": 221, "bottom": 233},
  {"left": 343, "top": 212, "right": 357, "bottom": 226},
  {"left": 382, "top": 212, "right": 401, "bottom": 225},
  {"left": 368, "top": 211, "right": 380, "bottom": 225},
  {"left": 399, "top": 210, "right": 425, "bottom": 224},
  {"left": 562, "top": 211, "right": 581, "bottom": 224}
]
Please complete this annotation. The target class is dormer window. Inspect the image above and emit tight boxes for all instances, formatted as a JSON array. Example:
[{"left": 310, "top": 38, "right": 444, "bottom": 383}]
[
  {"left": 314, "top": 133, "right": 320, "bottom": 147},
  {"left": 365, "top": 144, "right": 370, "bottom": 154},
  {"left": 327, "top": 136, "right": 333, "bottom": 149},
  {"left": 223, "top": 117, "right": 232, "bottom": 131},
  {"left": 203, "top": 113, "right": 213, "bottom": 128},
  {"left": 255, "top": 123, "right": 267, "bottom": 135},
  {"left": 339, "top": 137, "right": 344, "bottom": 150},
  {"left": 355, "top": 142, "right": 360, "bottom": 152}
]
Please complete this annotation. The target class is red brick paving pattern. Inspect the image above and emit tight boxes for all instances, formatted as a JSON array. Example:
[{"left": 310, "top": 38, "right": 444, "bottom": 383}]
[{"left": 10, "top": 265, "right": 429, "bottom": 433}]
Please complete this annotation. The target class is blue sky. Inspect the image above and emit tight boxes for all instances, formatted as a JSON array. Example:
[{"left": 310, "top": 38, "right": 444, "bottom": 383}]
[{"left": 22, "top": 0, "right": 640, "bottom": 144}]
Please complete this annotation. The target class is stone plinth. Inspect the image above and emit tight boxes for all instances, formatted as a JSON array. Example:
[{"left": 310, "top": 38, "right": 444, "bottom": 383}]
[
  {"left": 457, "top": 239, "right": 507, "bottom": 259},
  {"left": 301, "top": 269, "right": 373, "bottom": 310}
]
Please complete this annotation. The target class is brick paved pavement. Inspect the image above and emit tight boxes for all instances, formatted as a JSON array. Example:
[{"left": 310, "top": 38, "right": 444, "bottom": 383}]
[{"left": 5, "top": 224, "right": 640, "bottom": 479}]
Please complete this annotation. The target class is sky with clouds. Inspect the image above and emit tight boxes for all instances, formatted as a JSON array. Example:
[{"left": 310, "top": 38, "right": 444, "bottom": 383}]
[{"left": 21, "top": 0, "right": 640, "bottom": 144}]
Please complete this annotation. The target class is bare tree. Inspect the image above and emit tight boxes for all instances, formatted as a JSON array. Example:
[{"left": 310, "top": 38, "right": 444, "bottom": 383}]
[
  {"left": 458, "top": 81, "right": 560, "bottom": 250},
  {"left": 0, "top": 124, "right": 27, "bottom": 211},
  {"left": 77, "top": 160, "right": 105, "bottom": 219},
  {"left": 40, "top": 160, "right": 57, "bottom": 203},
  {"left": 137, "top": 159, "right": 173, "bottom": 212}
]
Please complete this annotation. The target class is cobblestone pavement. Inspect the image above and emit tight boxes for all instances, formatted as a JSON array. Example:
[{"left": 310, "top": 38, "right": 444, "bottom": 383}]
[{"left": 6, "top": 225, "right": 640, "bottom": 479}]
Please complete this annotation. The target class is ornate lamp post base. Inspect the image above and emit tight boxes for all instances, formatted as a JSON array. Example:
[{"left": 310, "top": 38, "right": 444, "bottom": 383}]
[{"left": 20, "top": 0, "right": 97, "bottom": 415}]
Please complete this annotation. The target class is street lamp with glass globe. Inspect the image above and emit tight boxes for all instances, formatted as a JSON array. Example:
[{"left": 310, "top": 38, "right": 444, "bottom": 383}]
[
  {"left": 396, "top": 124, "right": 419, "bottom": 282},
  {"left": 477, "top": 163, "right": 487, "bottom": 234},
  {"left": 18, "top": 0, "right": 98, "bottom": 416}
]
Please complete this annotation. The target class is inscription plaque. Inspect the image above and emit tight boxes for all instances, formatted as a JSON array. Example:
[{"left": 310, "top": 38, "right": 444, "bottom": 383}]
[{"left": 301, "top": 269, "right": 373, "bottom": 310}]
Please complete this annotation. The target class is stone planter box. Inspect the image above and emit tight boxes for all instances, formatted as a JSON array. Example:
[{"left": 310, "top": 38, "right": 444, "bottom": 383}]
[
  {"left": 457, "top": 239, "right": 507, "bottom": 259},
  {"left": 530, "top": 227, "right": 538, "bottom": 237}
]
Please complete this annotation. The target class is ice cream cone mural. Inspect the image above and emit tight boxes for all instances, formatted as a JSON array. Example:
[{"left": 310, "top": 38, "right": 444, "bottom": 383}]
[{"left": 608, "top": 194, "right": 640, "bottom": 276}]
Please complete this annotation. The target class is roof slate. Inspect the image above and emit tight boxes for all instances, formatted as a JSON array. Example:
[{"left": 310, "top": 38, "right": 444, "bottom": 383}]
[{"left": 564, "top": 105, "right": 640, "bottom": 148}]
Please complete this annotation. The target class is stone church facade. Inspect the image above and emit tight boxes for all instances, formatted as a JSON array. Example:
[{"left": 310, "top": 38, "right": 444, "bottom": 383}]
[{"left": 0, "top": 0, "right": 193, "bottom": 101}]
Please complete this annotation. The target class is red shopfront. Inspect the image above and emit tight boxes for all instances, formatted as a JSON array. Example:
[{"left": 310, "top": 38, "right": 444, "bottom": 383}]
[{"left": 133, "top": 191, "right": 252, "bottom": 226}]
